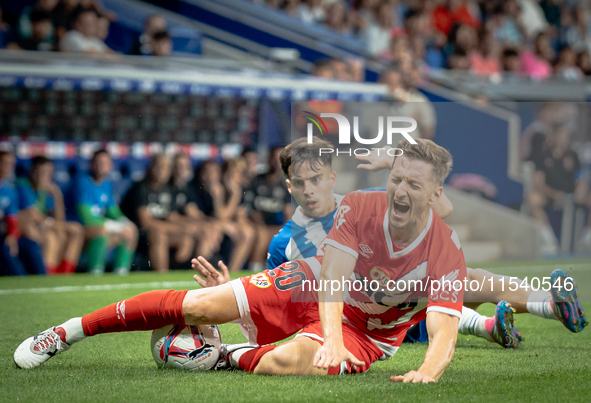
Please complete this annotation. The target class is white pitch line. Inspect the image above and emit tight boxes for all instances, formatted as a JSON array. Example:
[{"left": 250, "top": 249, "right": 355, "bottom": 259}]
[{"left": 0, "top": 281, "right": 197, "bottom": 296}]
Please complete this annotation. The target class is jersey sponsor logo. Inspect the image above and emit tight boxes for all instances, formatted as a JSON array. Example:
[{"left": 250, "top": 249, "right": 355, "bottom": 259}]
[
  {"left": 250, "top": 272, "right": 271, "bottom": 288},
  {"left": 334, "top": 205, "right": 350, "bottom": 229}
]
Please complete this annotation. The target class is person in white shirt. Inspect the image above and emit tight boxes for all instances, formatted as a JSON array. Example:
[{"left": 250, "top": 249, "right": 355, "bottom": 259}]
[{"left": 59, "top": 6, "right": 112, "bottom": 54}]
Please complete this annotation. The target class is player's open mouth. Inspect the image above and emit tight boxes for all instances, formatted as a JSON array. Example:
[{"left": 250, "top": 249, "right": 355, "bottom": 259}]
[
  {"left": 393, "top": 200, "right": 410, "bottom": 218},
  {"left": 306, "top": 201, "right": 318, "bottom": 209}
]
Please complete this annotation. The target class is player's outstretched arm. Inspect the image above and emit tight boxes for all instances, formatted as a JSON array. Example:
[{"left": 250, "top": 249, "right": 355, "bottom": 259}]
[
  {"left": 391, "top": 311, "right": 459, "bottom": 383},
  {"left": 192, "top": 256, "right": 231, "bottom": 288},
  {"left": 313, "top": 245, "right": 365, "bottom": 371}
]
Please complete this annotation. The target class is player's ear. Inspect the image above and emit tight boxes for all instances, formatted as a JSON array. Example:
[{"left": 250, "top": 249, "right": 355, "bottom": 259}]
[
  {"left": 428, "top": 185, "right": 443, "bottom": 206},
  {"left": 285, "top": 178, "right": 292, "bottom": 194},
  {"left": 330, "top": 170, "right": 336, "bottom": 184}
]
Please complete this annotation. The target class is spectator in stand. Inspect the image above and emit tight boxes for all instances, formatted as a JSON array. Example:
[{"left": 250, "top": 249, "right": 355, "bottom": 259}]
[
  {"left": 576, "top": 50, "right": 591, "bottom": 75},
  {"left": 330, "top": 58, "right": 352, "bottom": 80},
  {"left": 6, "top": 9, "right": 54, "bottom": 51},
  {"left": 311, "top": 58, "right": 334, "bottom": 78},
  {"left": 15, "top": 157, "right": 84, "bottom": 275},
  {"left": 170, "top": 153, "right": 221, "bottom": 261},
  {"left": 194, "top": 160, "right": 255, "bottom": 273},
  {"left": 555, "top": 46, "right": 583, "bottom": 80},
  {"left": 244, "top": 147, "right": 291, "bottom": 272},
  {"left": 470, "top": 29, "right": 501, "bottom": 77},
  {"left": 431, "top": 0, "right": 480, "bottom": 38},
  {"left": 298, "top": 0, "right": 325, "bottom": 25},
  {"left": 67, "top": 149, "right": 137, "bottom": 275},
  {"left": 129, "top": 14, "right": 167, "bottom": 56},
  {"left": 96, "top": 11, "right": 113, "bottom": 43},
  {"left": 18, "top": 0, "right": 59, "bottom": 44},
  {"left": 527, "top": 123, "right": 580, "bottom": 254},
  {"left": 120, "top": 154, "right": 196, "bottom": 273},
  {"left": 363, "top": 1, "right": 395, "bottom": 56},
  {"left": 148, "top": 30, "right": 173, "bottom": 57},
  {"left": 59, "top": 5, "right": 113, "bottom": 54},
  {"left": 380, "top": 63, "right": 404, "bottom": 100},
  {"left": 0, "top": 8, "right": 10, "bottom": 32},
  {"left": 53, "top": 0, "right": 81, "bottom": 42},
  {"left": 240, "top": 146, "right": 259, "bottom": 188},
  {"left": 561, "top": 6, "right": 591, "bottom": 53},
  {"left": 0, "top": 151, "right": 27, "bottom": 276},
  {"left": 540, "top": 0, "right": 562, "bottom": 28},
  {"left": 324, "top": 1, "right": 352, "bottom": 36},
  {"left": 518, "top": 0, "right": 549, "bottom": 40},
  {"left": 520, "top": 31, "right": 554, "bottom": 79},
  {"left": 500, "top": 47, "right": 521, "bottom": 73}
]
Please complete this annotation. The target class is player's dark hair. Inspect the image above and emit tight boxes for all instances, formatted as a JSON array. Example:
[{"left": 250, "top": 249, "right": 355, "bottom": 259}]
[
  {"left": 91, "top": 149, "right": 110, "bottom": 163},
  {"left": 280, "top": 136, "right": 333, "bottom": 179},
  {"left": 393, "top": 139, "right": 453, "bottom": 185},
  {"left": 31, "top": 156, "right": 52, "bottom": 170}
]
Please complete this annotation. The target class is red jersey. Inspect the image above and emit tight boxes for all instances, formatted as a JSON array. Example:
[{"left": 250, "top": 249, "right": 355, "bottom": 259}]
[{"left": 321, "top": 190, "right": 466, "bottom": 347}]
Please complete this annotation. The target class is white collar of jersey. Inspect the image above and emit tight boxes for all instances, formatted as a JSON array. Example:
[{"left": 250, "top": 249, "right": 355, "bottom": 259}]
[
  {"left": 292, "top": 193, "right": 345, "bottom": 227},
  {"left": 383, "top": 208, "right": 433, "bottom": 258}
]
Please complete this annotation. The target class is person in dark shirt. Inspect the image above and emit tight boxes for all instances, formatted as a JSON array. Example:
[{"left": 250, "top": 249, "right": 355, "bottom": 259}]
[
  {"left": 170, "top": 153, "right": 221, "bottom": 261},
  {"left": 129, "top": 14, "right": 166, "bottom": 55},
  {"left": 7, "top": 9, "right": 54, "bottom": 51},
  {"left": 194, "top": 159, "right": 255, "bottom": 272},
  {"left": 121, "top": 154, "right": 194, "bottom": 272},
  {"left": 527, "top": 124, "right": 580, "bottom": 254},
  {"left": 243, "top": 146, "right": 291, "bottom": 271}
]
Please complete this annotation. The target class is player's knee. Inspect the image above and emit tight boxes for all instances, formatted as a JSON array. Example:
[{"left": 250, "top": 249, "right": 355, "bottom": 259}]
[
  {"left": 253, "top": 347, "right": 300, "bottom": 375},
  {"left": 181, "top": 289, "right": 217, "bottom": 325}
]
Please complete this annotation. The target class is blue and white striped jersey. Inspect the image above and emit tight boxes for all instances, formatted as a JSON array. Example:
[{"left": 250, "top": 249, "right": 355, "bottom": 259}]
[{"left": 266, "top": 194, "right": 345, "bottom": 270}]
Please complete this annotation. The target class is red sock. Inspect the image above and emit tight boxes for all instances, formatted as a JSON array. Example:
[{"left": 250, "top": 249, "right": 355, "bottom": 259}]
[
  {"left": 81, "top": 289, "right": 188, "bottom": 336},
  {"left": 484, "top": 317, "right": 495, "bottom": 336},
  {"left": 238, "top": 345, "right": 277, "bottom": 372},
  {"left": 59, "top": 260, "right": 77, "bottom": 274},
  {"left": 46, "top": 265, "right": 59, "bottom": 275}
]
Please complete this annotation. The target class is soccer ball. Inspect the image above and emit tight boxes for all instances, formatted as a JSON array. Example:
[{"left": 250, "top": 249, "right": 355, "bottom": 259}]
[{"left": 150, "top": 324, "right": 222, "bottom": 371}]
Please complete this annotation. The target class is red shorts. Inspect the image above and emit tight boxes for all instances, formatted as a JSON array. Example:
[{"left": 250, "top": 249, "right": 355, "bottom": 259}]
[{"left": 230, "top": 258, "right": 386, "bottom": 374}]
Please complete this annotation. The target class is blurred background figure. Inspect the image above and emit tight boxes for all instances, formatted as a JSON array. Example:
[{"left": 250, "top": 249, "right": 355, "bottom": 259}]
[
  {"left": 67, "top": 150, "right": 137, "bottom": 275},
  {"left": 129, "top": 14, "right": 167, "bottom": 55},
  {"left": 59, "top": 5, "right": 112, "bottom": 54},
  {"left": 194, "top": 160, "right": 255, "bottom": 273},
  {"left": 148, "top": 30, "right": 172, "bottom": 57},
  {"left": 7, "top": 9, "right": 54, "bottom": 51},
  {"left": 16, "top": 156, "right": 84, "bottom": 275},
  {"left": 244, "top": 146, "right": 291, "bottom": 272},
  {"left": 121, "top": 154, "right": 194, "bottom": 273},
  {"left": 0, "top": 151, "right": 27, "bottom": 276}
]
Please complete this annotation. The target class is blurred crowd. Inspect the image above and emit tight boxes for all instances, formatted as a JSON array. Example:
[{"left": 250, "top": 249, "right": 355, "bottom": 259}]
[
  {"left": 259, "top": 0, "right": 591, "bottom": 82},
  {"left": 0, "top": 148, "right": 291, "bottom": 276},
  {"left": 0, "top": 0, "right": 173, "bottom": 56}
]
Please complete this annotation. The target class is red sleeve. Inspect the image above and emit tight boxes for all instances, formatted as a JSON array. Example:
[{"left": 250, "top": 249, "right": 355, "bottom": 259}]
[
  {"left": 6, "top": 215, "right": 20, "bottom": 238},
  {"left": 322, "top": 192, "right": 360, "bottom": 259},
  {"left": 426, "top": 228, "right": 466, "bottom": 319}
]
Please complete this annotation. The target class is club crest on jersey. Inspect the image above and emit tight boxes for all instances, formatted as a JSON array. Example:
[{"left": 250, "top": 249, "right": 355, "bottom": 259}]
[
  {"left": 370, "top": 267, "right": 390, "bottom": 287},
  {"left": 334, "top": 205, "right": 350, "bottom": 229},
  {"left": 250, "top": 272, "right": 271, "bottom": 288}
]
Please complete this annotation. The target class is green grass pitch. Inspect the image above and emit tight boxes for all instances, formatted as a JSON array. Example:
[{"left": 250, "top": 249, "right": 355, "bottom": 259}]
[{"left": 1, "top": 259, "right": 590, "bottom": 402}]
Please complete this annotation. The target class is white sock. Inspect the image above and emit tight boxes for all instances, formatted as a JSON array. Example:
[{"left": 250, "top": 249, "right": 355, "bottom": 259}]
[
  {"left": 228, "top": 344, "right": 257, "bottom": 369},
  {"left": 249, "top": 262, "right": 265, "bottom": 273},
  {"left": 526, "top": 291, "right": 558, "bottom": 320},
  {"left": 56, "top": 317, "right": 87, "bottom": 344},
  {"left": 458, "top": 307, "right": 494, "bottom": 342}
]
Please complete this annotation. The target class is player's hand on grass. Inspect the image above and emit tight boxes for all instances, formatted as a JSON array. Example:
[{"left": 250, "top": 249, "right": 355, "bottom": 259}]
[
  {"left": 355, "top": 147, "right": 395, "bottom": 171},
  {"left": 390, "top": 370, "right": 436, "bottom": 384},
  {"left": 192, "top": 256, "right": 230, "bottom": 288},
  {"left": 313, "top": 342, "right": 365, "bottom": 371}
]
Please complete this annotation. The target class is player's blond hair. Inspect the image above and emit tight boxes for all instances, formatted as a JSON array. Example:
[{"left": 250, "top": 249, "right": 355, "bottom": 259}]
[{"left": 394, "top": 139, "right": 452, "bottom": 186}]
